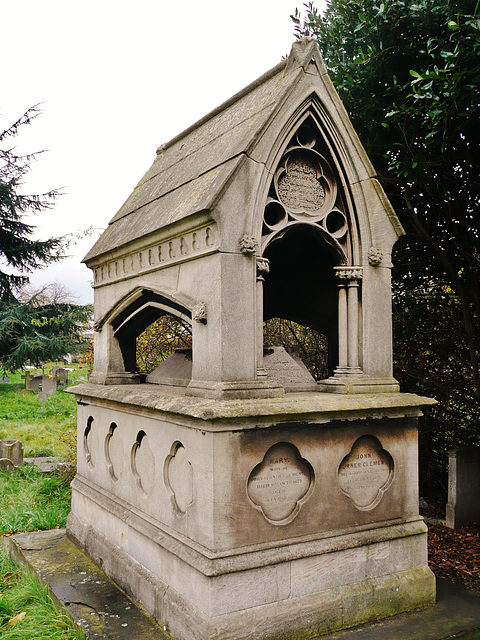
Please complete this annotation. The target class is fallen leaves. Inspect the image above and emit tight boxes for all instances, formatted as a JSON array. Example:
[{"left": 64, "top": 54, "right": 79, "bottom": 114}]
[
  {"left": 428, "top": 522, "right": 480, "bottom": 592},
  {"left": 7, "top": 611, "right": 26, "bottom": 626}
]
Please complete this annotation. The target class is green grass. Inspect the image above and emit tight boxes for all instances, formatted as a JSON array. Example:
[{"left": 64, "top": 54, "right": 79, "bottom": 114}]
[
  {"left": 0, "top": 365, "right": 85, "bottom": 638},
  {"left": 0, "top": 363, "right": 87, "bottom": 458},
  {"left": 0, "top": 547, "right": 85, "bottom": 639},
  {"left": 0, "top": 465, "right": 72, "bottom": 536}
]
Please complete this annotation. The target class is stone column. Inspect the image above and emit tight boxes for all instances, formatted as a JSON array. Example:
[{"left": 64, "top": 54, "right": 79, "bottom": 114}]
[
  {"left": 256, "top": 257, "right": 270, "bottom": 379},
  {"left": 337, "top": 282, "right": 348, "bottom": 372},
  {"left": 334, "top": 266, "right": 363, "bottom": 375}
]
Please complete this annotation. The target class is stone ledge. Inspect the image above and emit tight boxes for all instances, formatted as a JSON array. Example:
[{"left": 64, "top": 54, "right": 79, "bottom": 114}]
[
  {"left": 67, "top": 383, "right": 436, "bottom": 428},
  {"left": 8, "top": 529, "right": 168, "bottom": 640}
]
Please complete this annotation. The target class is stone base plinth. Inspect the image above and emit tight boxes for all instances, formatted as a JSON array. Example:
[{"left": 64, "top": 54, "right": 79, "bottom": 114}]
[{"left": 67, "top": 384, "right": 436, "bottom": 640}]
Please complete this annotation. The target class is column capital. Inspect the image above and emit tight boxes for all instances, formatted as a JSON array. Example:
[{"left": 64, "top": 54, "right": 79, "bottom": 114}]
[
  {"left": 334, "top": 266, "right": 363, "bottom": 281},
  {"left": 256, "top": 257, "right": 270, "bottom": 281}
]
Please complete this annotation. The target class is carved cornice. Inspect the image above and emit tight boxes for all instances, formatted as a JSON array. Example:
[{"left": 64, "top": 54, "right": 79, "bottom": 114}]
[{"left": 92, "top": 224, "right": 217, "bottom": 288}]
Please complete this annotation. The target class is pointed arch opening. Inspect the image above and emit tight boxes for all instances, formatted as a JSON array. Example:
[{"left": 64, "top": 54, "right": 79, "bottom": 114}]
[
  {"left": 263, "top": 225, "right": 340, "bottom": 377},
  {"left": 109, "top": 289, "right": 192, "bottom": 374}
]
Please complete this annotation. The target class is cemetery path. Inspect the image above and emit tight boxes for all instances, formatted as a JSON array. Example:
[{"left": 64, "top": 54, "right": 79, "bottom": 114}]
[{"left": 428, "top": 522, "right": 480, "bottom": 593}]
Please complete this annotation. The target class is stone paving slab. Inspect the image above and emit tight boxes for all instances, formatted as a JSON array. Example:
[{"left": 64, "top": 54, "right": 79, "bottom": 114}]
[
  {"left": 8, "top": 529, "right": 170, "bottom": 640},
  {"left": 316, "top": 578, "right": 480, "bottom": 640},
  {"left": 7, "top": 528, "right": 480, "bottom": 640},
  {"left": 24, "top": 456, "right": 62, "bottom": 472}
]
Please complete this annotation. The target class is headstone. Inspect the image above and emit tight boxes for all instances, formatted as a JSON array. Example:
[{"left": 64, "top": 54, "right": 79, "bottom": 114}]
[
  {"left": 0, "top": 374, "right": 10, "bottom": 383},
  {"left": 29, "top": 375, "right": 43, "bottom": 391},
  {"left": 66, "top": 38, "right": 436, "bottom": 640},
  {"left": 41, "top": 376, "right": 57, "bottom": 396},
  {"left": 0, "top": 440, "right": 23, "bottom": 466},
  {"left": 57, "top": 368, "right": 69, "bottom": 385},
  {"left": 0, "top": 458, "right": 14, "bottom": 472},
  {"left": 446, "top": 446, "right": 480, "bottom": 528}
]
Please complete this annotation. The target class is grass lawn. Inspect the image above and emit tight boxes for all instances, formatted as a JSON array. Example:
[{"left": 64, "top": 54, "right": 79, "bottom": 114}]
[
  {"left": 0, "top": 465, "right": 72, "bottom": 535},
  {"left": 0, "top": 547, "right": 85, "bottom": 639},
  {"left": 0, "top": 364, "right": 87, "bottom": 458},
  {"left": 0, "top": 364, "right": 85, "bottom": 637}
]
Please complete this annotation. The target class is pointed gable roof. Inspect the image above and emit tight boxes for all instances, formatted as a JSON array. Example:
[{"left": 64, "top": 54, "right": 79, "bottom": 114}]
[
  {"left": 84, "top": 38, "right": 401, "bottom": 264},
  {"left": 84, "top": 48, "right": 306, "bottom": 263}
]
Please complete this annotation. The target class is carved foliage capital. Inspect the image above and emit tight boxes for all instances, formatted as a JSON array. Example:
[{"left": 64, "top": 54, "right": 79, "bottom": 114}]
[
  {"left": 256, "top": 257, "right": 270, "bottom": 274},
  {"left": 335, "top": 266, "right": 363, "bottom": 281},
  {"left": 192, "top": 303, "right": 207, "bottom": 324}
]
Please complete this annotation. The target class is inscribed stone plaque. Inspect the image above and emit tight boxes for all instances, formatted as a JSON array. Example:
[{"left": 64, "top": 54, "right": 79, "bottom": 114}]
[
  {"left": 338, "top": 436, "right": 393, "bottom": 511},
  {"left": 277, "top": 155, "right": 325, "bottom": 213},
  {"left": 247, "top": 442, "right": 313, "bottom": 525}
]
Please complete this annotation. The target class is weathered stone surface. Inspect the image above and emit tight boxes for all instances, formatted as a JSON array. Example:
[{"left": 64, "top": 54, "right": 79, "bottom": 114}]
[
  {"left": 69, "top": 36, "right": 436, "bottom": 640},
  {"left": 263, "top": 346, "right": 318, "bottom": 392},
  {"left": 446, "top": 446, "right": 480, "bottom": 528},
  {"left": 0, "top": 440, "right": 23, "bottom": 466},
  {"left": 0, "top": 458, "right": 14, "bottom": 472},
  {"left": 8, "top": 529, "right": 167, "bottom": 640}
]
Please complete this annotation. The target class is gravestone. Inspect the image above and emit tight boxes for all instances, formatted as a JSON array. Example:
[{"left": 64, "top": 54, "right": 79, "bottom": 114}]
[
  {"left": 29, "top": 375, "right": 43, "bottom": 391},
  {"left": 446, "top": 446, "right": 480, "bottom": 528},
  {"left": 0, "top": 458, "right": 14, "bottom": 472},
  {"left": 0, "top": 440, "right": 23, "bottom": 467},
  {"left": 0, "top": 374, "right": 10, "bottom": 383},
  {"left": 42, "top": 376, "right": 57, "bottom": 395},
  {"left": 67, "top": 38, "right": 435, "bottom": 640},
  {"left": 51, "top": 366, "right": 69, "bottom": 385}
]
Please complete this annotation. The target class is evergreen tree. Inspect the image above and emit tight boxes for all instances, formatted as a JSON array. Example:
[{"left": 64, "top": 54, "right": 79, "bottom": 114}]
[
  {"left": 292, "top": 0, "right": 480, "bottom": 491},
  {"left": 0, "top": 105, "right": 64, "bottom": 301},
  {"left": 0, "top": 106, "right": 88, "bottom": 370}
]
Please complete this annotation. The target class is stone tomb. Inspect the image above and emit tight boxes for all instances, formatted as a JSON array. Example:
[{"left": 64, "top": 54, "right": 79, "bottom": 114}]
[{"left": 67, "top": 38, "right": 436, "bottom": 640}]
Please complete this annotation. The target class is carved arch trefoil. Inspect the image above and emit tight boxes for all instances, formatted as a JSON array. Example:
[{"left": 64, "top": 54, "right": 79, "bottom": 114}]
[
  {"left": 260, "top": 108, "right": 358, "bottom": 266},
  {"left": 253, "top": 102, "right": 368, "bottom": 379}
]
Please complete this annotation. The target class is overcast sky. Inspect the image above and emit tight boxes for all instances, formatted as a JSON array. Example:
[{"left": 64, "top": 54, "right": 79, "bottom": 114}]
[{"left": 2, "top": 0, "right": 325, "bottom": 304}]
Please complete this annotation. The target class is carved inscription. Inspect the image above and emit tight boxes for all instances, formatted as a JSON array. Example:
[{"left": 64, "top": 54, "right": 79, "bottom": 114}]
[
  {"left": 338, "top": 436, "right": 394, "bottom": 511},
  {"left": 247, "top": 442, "right": 313, "bottom": 524},
  {"left": 277, "top": 156, "right": 325, "bottom": 213}
]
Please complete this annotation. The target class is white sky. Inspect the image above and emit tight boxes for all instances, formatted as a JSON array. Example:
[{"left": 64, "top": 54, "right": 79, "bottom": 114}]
[{"left": 2, "top": 0, "right": 325, "bottom": 304}]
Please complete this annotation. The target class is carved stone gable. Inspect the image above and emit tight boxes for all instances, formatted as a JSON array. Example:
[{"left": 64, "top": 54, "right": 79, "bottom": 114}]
[{"left": 262, "top": 116, "right": 349, "bottom": 263}]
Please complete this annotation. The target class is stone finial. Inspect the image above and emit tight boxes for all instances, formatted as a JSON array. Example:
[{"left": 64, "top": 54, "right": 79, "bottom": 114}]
[
  {"left": 368, "top": 247, "right": 384, "bottom": 267},
  {"left": 193, "top": 303, "right": 207, "bottom": 324},
  {"left": 239, "top": 235, "right": 258, "bottom": 255}
]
